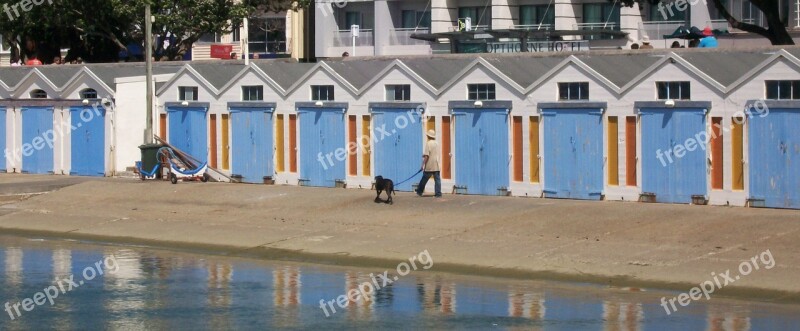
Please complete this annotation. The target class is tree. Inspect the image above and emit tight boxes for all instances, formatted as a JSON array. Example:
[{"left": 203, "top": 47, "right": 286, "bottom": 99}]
[{"left": 619, "top": 0, "right": 795, "bottom": 45}]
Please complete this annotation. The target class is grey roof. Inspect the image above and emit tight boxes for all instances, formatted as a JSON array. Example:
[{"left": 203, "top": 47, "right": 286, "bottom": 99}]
[
  {"left": 483, "top": 56, "right": 564, "bottom": 87},
  {"left": 255, "top": 60, "right": 315, "bottom": 90},
  {"left": 680, "top": 51, "right": 773, "bottom": 87},
  {"left": 400, "top": 57, "right": 476, "bottom": 89},
  {"left": 189, "top": 62, "right": 247, "bottom": 90},
  {"left": 0, "top": 67, "right": 33, "bottom": 87},
  {"left": 89, "top": 63, "right": 182, "bottom": 88},
  {"left": 784, "top": 48, "right": 800, "bottom": 60},
  {"left": 578, "top": 54, "right": 662, "bottom": 87},
  {"left": 35, "top": 66, "right": 82, "bottom": 87},
  {"left": 323, "top": 59, "right": 397, "bottom": 90}
]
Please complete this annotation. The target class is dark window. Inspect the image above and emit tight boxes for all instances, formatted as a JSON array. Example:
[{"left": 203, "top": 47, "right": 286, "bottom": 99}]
[
  {"left": 80, "top": 88, "right": 98, "bottom": 99},
  {"left": 402, "top": 10, "right": 431, "bottom": 29},
  {"left": 582, "top": 3, "right": 621, "bottom": 40},
  {"left": 248, "top": 17, "right": 287, "bottom": 54},
  {"left": 766, "top": 80, "right": 800, "bottom": 100},
  {"left": 458, "top": 6, "right": 491, "bottom": 29},
  {"left": 311, "top": 85, "right": 335, "bottom": 101},
  {"left": 30, "top": 89, "right": 47, "bottom": 99},
  {"left": 242, "top": 86, "right": 264, "bottom": 101},
  {"left": 519, "top": 5, "right": 555, "bottom": 28},
  {"left": 656, "top": 81, "right": 691, "bottom": 100},
  {"left": 558, "top": 82, "right": 589, "bottom": 100},
  {"left": 467, "top": 84, "right": 496, "bottom": 101},
  {"left": 179, "top": 86, "right": 198, "bottom": 101},
  {"left": 386, "top": 85, "right": 411, "bottom": 101}
]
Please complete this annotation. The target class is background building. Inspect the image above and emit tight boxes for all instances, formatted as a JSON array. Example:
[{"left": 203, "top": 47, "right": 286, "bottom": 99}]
[{"left": 314, "top": 0, "right": 800, "bottom": 58}]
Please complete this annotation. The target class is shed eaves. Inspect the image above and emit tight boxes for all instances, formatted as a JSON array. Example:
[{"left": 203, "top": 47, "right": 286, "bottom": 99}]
[
  {"left": 255, "top": 61, "right": 316, "bottom": 91},
  {"left": 190, "top": 62, "right": 247, "bottom": 90},
  {"left": 36, "top": 66, "right": 82, "bottom": 88},
  {"left": 400, "top": 57, "right": 476, "bottom": 90},
  {"left": 89, "top": 64, "right": 182, "bottom": 88},
  {"left": 578, "top": 54, "right": 662, "bottom": 88},
  {"left": 0, "top": 67, "right": 32, "bottom": 88},
  {"left": 679, "top": 51, "right": 773, "bottom": 87}
]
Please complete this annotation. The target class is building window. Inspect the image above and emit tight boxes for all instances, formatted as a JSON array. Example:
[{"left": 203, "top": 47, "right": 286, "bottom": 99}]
[
  {"left": 385, "top": 85, "right": 411, "bottom": 101},
  {"left": 311, "top": 85, "right": 335, "bottom": 101},
  {"left": 648, "top": 1, "right": 687, "bottom": 22},
  {"left": 80, "top": 88, "right": 98, "bottom": 99},
  {"left": 582, "top": 3, "right": 621, "bottom": 40},
  {"left": 402, "top": 10, "right": 431, "bottom": 29},
  {"left": 657, "top": 81, "right": 691, "bottom": 100},
  {"left": 232, "top": 26, "right": 241, "bottom": 42},
  {"left": 30, "top": 89, "right": 47, "bottom": 99},
  {"left": 242, "top": 86, "right": 264, "bottom": 101},
  {"left": 468, "top": 84, "right": 496, "bottom": 101},
  {"left": 197, "top": 33, "right": 221, "bottom": 43},
  {"left": 248, "top": 17, "right": 287, "bottom": 54},
  {"left": 558, "top": 82, "right": 589, "bottom": 101},
  {"left": 179, "top": 86, "right": 198, "bottom": 101},
  {"left": 519, "top": 5, "right": 555, "bottom": 28},
  {"left": 458, "top": 6, "right": 491, "bottom": 29},
  {"left": 766, "top": 80, "right": 800, "bottom": 100}
]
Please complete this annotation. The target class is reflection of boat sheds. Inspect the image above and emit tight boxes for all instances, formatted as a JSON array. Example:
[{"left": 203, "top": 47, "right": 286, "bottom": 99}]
[
  {"left": 103, "top": 250, "right": 146, "bottom": 329},
  {"left": 52, "top": 248, "right": 71, "bottom": 279},
  {"left": 603, "top": 300, "right": 643, "bottom": 331},
  {"left": 5, "top": 247, "right": 23, "bottom": 286},
  {"left": 707, "top": 307, "right": 751, "bottom": 331},
  {"left": 419, "top": 279, "right": 457, "bottom": 314},
  {"left": 345, "top": 272, "right": 374, "bottom": 319},
  {"left": 273, "top": 266, "right": 301, "bottom": 307},
  {"left": 208, "top": 262, "right": 234, "bottom": 330},
  {"left": 103, "top": 249, "right": 143, "bottom": 280},
  {"left": 508, "top": 291, "right": 545, "bottom": 320}
]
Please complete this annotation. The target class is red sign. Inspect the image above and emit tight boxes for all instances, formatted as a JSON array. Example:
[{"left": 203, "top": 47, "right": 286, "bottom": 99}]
[{"left": 210, "top": 44, "right": 233, "bottom": 59}]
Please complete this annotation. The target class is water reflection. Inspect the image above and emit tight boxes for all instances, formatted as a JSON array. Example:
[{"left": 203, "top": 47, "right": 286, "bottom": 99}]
[{"left": 0, "top": 236, "right": 798, "bottom": 330}]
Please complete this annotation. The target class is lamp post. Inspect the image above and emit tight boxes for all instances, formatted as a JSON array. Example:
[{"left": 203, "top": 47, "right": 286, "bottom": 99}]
[{"left": 144, "top": 4, "right": 154, "bottom": 144}]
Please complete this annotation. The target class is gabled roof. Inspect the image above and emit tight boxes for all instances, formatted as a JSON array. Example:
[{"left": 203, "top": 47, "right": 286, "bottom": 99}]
[
  {"left": 189, "top": 62, "right": 247, "bottom": 90},
  {"left": 0, "top": 67, "right": 35, "bottom": 89},
  {"left": 482, "top": 56, "right": 564, "bottom": 88},
  {"left": 400, "top": 57, "right": 476, "bottom": 90},
  {"left": 577, "top": 54, "right": 662, "bottom": 88},
  {"left": 679, "top": 51, "right": 773, "bottom": 87},
  {"left": 324, "top": 59, "right": 397, "bottom": 91},
  {"left": 35, "top": 66, "right": 82, "bottom": 87},
  {"left": 254, "top": 60, "right": 315, "bottom": 91}
]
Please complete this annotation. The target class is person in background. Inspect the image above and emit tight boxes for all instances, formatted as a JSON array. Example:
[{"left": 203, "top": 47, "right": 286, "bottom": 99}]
[
  {"left": 230, "top": 52, "right": 237, "bottom": 60},
  {"left": 416, "top": 130, "right": 442, "bottom": 198},
  {"left": 342, "top": 51, "right": 350, "bottom": 57},
  {"left": 670, "top": 41, "right": 681, "bottom": 48},
  {"left": 688, "top": 39, "right": 700, "bottom": 48},
  {"left": 26, "top": 56, "right": 42, "bottom": 66},
  {"left": 52, "top": 56, "right": 63, "bottom": 65},
  {"left": 252, "top": 53, "right": 260, "bottom": 59},
  {"left": 698, "top": 27, "right": 718, "bottom": 48},
  {"left": 630, "top": 43, "right": 640, "bottom": 50},
  {"left": 640, "top": 37, "right": 654, "bottom": 49}
]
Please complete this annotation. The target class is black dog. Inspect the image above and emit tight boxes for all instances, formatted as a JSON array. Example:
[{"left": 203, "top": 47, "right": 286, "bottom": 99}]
[{"left": 374, "top": 176, "right": 395, "bottom": 204}]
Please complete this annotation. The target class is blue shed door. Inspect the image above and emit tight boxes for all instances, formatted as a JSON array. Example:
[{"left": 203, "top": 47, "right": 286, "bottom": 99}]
[
  {"left": 298, "top": 108, "right": 345, "bottom": 187},
  {"left": 372, "top": 108, "right": 423, "bottom": 191},
  {"left": 542, "top": 108, "right": 603, "bottom": 200},
  {"left": 0, "top": 108, "right": 6, "bottom": 171},
  {"left": 168, "top": 106, "right": 208, "bottom": 163},
  {"left": 749, "top": 108, "right": 800, "bottom": 209},
  {"left": 453, "top": 108, "right": 509, "bottom": 196},
  {"left": 640, "top": 108, "right": 707, "bottom": 204},
  {"left": 21, "top": 107, "right": 55, "bottom": 174},
  {"left": 230, "top": 107, "right": 274, "bottom": 183},
  {"left": 70, "top": 106, "right": 105, "bottom": 176}
]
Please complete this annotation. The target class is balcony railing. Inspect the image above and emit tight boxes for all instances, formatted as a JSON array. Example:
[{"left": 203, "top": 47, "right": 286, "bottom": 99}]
[
  {"left": 574, "top": 22, "right": 620, "bottom": 40},
  {"left": 639, "top": 21, "right": 685, "bottom": 40},
  {"left": 388, "top": 28, "right": 430, "bottom": 46},
  {"left": 333, "top": 29, "right": 374, "bottom": 47},
  {"left": 511, "top": 24, "right": 554, "bottom": 31}
]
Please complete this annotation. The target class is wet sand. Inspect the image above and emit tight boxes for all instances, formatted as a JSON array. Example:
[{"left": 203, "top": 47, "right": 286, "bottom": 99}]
[{"left": 0, "top": 174, "right": 799, "bottom": 303}]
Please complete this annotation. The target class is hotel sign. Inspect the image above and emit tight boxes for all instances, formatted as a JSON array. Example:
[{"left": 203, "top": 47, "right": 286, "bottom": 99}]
[{"left": 486, "top": 41, "right": 589, "bottom": 53}]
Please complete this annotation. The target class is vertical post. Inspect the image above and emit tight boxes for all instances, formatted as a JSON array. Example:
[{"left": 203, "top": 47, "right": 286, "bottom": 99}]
[
  {"left": 243, "top": 17, "right": 250, "bottom": 65},
  {"left": 144, "top": 4, "right": 154, "bottom": 144}
]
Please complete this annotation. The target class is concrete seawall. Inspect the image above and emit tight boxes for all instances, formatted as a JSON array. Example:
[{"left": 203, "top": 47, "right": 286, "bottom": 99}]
[{"left": 1, "top": 174, "right": 799, "bottom": 303}]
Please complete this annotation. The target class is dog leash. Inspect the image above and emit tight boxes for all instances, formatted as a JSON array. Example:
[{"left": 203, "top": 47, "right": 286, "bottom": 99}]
[{"left": 394, "top": 169, "right": 423, "bottom": 186}]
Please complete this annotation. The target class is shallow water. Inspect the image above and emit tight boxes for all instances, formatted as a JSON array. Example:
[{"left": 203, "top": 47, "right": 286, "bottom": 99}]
[{"left": 0, "top": 235, "right": 797, "bottom": 330}]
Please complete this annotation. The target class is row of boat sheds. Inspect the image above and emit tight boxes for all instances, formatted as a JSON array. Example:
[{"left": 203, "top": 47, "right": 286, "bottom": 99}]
[{"left": 2, "top": 47, "right": 800, "bottom": 209}]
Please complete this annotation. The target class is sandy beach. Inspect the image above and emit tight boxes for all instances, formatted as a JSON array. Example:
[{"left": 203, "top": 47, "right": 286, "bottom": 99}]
[{"left": 0, "top": 173, "right": 798, "bottom": 303}]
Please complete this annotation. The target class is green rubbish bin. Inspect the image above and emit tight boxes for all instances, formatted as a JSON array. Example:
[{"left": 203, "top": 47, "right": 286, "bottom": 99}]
[{"left": 138, "top": 144, "right": 163, "bottom": 176}]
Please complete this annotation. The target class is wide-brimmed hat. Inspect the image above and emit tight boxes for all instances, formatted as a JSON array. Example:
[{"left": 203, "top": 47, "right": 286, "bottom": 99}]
[
  {"left": 703, "top": 26, "right": 713, "bottom": 36},
  {"left": 426, "top": 129, "right": 436, "bottom": 138},
  {"left": 642, "top": 36, "right": 650, "bottom": 43}
]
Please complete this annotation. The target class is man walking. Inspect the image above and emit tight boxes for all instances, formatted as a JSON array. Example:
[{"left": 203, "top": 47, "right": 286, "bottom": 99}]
[{"left": 416, "top": 129, "right": 442, "bottom": 198}]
